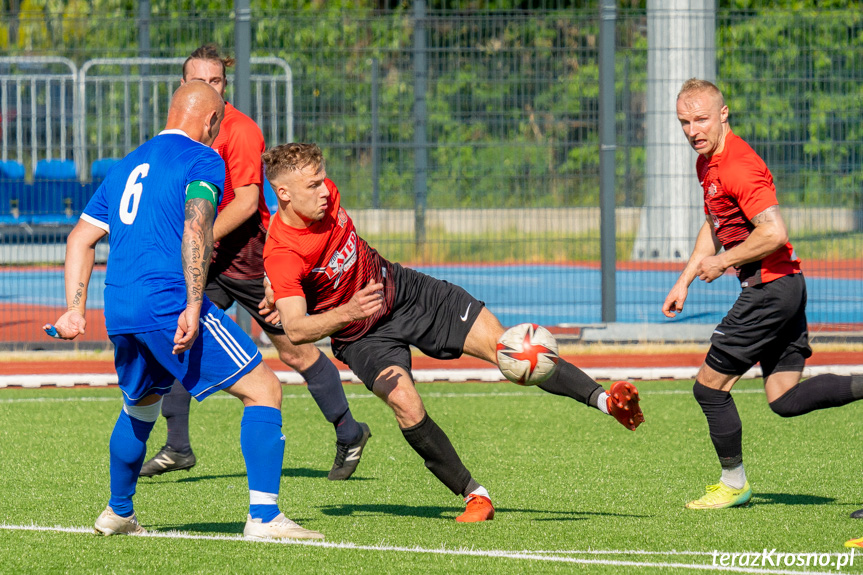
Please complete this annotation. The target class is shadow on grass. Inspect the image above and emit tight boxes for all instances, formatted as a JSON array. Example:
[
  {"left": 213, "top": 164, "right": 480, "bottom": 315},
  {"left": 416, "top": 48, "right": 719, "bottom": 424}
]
[
  {"left": 160, "top": 467, "right": 374, "bottom": 483},
  {"left": 320, "top": 503, "right": 644, "bottom": 521},
  {"left": 753, "top": 493, "right": 835, "bottom": 506},
  {"left": 149, "top": 521, "right": 247, "bottom": 535}
]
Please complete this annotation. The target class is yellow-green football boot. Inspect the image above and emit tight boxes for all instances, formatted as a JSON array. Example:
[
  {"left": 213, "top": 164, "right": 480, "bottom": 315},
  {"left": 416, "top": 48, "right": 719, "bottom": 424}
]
[{"left": 685, "top": 481, "right": 752, "bottom": 509}]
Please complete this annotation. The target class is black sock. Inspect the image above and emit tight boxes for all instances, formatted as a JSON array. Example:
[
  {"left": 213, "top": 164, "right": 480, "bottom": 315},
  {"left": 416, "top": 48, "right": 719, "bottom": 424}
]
[
  {"left": 401, "top": 413, "right": 473, "bottom": 496},
  {"left": 301, "top": 352, "right": 361, "bottom": 444},
  {"left": 538, "top": 359, "right": 603, "bottom": 408},
  {"left": 693, "top": 381, "right": 743, "bottom": 469},
  {"left": 161, "top": 379, "right": 192, "bottom": 453},
  {"left": 768, "top": 373, "right": 863, "bottom": 417}
]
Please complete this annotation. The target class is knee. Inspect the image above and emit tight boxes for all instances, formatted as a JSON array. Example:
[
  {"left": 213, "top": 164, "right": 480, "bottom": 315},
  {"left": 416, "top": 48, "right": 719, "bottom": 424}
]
[
  {"left": 236, "top": 364, "right": 283, "bottom": 408},
  {"left": 275, "top": 338, "right": 316, "bottom": 371},
  {"left": 382, "top": 383, "right": 425, "bottom": 426},
  {"left": 768, "top": 389, "right": 800, "bottom": 418},
  {"left": 693, "top": 380, "right": 729, "bottom": 406}
]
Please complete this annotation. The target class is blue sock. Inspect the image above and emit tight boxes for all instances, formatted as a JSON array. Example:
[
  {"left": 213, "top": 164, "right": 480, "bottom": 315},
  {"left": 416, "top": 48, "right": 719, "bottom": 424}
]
[
  {"left": 108, "top": 409, "right": 156, "bottom": 517},
  {"left": 241, "top": 406, "right": 284, "bottom": 522}
]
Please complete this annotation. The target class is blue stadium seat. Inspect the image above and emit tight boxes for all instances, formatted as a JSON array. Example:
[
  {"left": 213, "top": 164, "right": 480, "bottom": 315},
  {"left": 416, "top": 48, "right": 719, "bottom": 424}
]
[
  {"left": 0, "top": 160, "right": 26, "bottom": 224},
  {"left": 86, "top": 158, "right": 121, "bottom": 205},
  {"left": 91, "top": 158, "right": 120, "bottom": 182},
  {"left": 27, "top": 159, "right": 80, "bottom": 225}
]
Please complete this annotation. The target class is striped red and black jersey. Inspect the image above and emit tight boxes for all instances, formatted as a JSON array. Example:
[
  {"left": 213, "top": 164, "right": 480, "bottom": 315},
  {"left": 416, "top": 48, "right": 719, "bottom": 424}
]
[
  {"left": 208, "top": 102, "right": 271, "bottom": 280},
  {"left": 696, "top": 130, "right": 800, "bottom": 287},
  {"left": 263, "top": 178, "right": 395, "bottom": 342}
]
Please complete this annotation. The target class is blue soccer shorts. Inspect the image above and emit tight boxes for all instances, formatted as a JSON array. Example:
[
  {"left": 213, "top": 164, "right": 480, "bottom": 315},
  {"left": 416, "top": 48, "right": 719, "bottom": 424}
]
[{"left": 110, "top": 299, "right": 262, "bottom": 405}]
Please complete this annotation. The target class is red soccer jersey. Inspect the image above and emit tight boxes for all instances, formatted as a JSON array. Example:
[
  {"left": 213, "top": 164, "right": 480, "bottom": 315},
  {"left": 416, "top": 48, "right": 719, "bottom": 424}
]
[
  {"left": 696, "top": 130, "right": 800, "bottom": 287},
  {"left": 263, "top": 179, "right": 395, "bottom": 342},
  {"left": 209, "top": 102, "right": 271, "bottom": 280}
]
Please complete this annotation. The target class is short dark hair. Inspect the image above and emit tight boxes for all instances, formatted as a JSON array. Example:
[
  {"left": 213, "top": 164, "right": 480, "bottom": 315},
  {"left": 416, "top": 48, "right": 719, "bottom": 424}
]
[{"left": 183, "top": 44, "right": 235, "bottom": 81}]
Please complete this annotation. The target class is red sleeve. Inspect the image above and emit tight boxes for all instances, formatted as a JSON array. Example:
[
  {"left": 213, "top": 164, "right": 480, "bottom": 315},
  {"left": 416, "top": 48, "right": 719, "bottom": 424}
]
[
  {"left": 225, "top": 118, "right": 264, "bottom": 189},
  {"left": 264, "top": 249, "right": 307, "bottom": 302},
  {"left": 722, "top": 152, "right": 778, "bottom": 220}
]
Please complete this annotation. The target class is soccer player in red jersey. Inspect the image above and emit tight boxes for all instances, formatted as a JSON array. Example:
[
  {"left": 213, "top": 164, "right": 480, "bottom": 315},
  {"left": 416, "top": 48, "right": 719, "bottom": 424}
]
[
  {"left": 662, "top": 78, "right": 863, "bottom": 510},
  {"left": 141, "top": 45, "right": 370, "bottom": 482},
  {"left": 260, "top": 143, "right": 644, "bottom": 523}
]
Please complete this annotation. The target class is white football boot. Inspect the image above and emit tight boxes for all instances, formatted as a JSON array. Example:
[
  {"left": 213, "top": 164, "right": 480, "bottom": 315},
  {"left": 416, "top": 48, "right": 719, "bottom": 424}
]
[
  {"left": 243, "top": 513, "right": 324, "bottom": 540},
  {"left": 94, "top": 506, "right": 147, "bottom": 535}
]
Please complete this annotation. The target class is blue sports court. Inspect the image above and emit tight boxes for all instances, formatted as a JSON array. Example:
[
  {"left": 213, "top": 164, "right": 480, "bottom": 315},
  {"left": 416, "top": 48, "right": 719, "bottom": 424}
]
[{"left": 3, "top": 264, "right": 861, "bottom": 328}]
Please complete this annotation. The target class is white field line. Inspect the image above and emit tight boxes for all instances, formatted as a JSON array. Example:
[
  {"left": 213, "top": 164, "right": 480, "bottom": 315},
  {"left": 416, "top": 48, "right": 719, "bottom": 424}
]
[
  {"left": 1, "top": 365, "right": 858, "bottom": 389},
  {"left": 0, "top": 388, "right": 771, "bottom": 404},
  {"left": 0, "top": 523, "right": 848, "bottom": 575}
]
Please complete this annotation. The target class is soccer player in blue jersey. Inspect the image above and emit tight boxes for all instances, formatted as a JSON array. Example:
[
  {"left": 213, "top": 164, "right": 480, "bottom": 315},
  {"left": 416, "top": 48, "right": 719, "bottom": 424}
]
[{"left": 45, "top": 81, "right": 323, "bottom": 540}]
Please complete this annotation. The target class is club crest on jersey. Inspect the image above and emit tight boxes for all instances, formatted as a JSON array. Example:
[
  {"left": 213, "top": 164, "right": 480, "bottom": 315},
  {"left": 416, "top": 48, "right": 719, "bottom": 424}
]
[
  {"left": 312, "top": 230, "right": 357, "bottom": 289},
  {"left": 337, "top": 207, "right": 348, "bottom": 228},
  {"left": 707, "top": 183, "right": 718, "bottom": 197}
]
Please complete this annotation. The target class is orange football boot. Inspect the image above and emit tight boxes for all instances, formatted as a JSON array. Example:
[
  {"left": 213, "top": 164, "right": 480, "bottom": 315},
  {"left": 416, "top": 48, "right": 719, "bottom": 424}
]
[
  {"left": 456, "top": 494, "right": 495, "bottom": 523},
  {"left": 607, "top": 381, "right": 645, "bottom": 431}
]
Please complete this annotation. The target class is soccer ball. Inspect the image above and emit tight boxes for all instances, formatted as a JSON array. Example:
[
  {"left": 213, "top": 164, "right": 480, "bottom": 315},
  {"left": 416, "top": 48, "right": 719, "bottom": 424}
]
[{"left": 496, "top": 323, "right": 559, "bottom": 386}]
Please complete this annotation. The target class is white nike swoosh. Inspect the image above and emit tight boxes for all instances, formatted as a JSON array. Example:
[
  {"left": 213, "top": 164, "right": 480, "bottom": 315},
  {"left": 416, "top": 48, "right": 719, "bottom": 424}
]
[{"left": 459, "top": 303, "right": 472, "bottom": 322}]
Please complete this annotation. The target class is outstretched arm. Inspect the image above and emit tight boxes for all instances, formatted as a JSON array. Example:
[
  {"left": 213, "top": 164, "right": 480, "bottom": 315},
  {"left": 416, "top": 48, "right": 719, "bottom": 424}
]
[
  {"left": 662, "top": 218, "right": 721, "bottom": 318},
  {"left": 174, "top": 194, "right": 216, "bottom": 354},
  {"left": 275, "top": 281, "right": 384, "bottom": 345},
  {"left": 44, "top": 219, "right": 107, "bottom": 339}
]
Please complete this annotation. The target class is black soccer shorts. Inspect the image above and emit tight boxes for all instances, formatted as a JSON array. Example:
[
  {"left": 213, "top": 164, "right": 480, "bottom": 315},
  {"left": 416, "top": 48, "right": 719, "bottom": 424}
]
[
  {"left": 707, "top": 272, "right": 812, "bottom": 378},
  {"left": 332, "top": 263, "right": 485, "bottom": 390},
  {"left": 204, "top": 273, "right": 284, "bottom": 335}
]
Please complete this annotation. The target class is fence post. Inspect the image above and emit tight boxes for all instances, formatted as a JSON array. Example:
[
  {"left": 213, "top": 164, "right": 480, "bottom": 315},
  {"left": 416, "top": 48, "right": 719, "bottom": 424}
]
[
  {"left": 600, "top": 0, "right": 617, "bottom": 323},
  {"left": 234, "top": 0, "right": 253, "bottom": 335},
  {"left": 371, "top": 57, "right": 380, "bottom": 209},
  {"left": 138, "top": 0, "right": 151, "bottom": 141},
  {"left": 412, "top": 0, "right": 428, "bottom": 250},
  {"left": 234, "top": 0, "right": 252, "bottom": 116}
]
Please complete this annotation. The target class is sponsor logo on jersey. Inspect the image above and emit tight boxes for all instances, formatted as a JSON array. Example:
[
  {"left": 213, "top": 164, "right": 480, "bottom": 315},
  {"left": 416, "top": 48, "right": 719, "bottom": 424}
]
[
  {"left": 312, "top": 230, "right": 357, "bottom": 289},
  {"left": 707, "top": 182, "right": 718, "bottom": 197}
]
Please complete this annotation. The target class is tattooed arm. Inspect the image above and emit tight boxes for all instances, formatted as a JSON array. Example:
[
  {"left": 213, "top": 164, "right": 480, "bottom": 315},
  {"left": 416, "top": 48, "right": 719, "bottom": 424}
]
[
  {"left": 44, "top": 219, "right": 107, "bottom": 339},
  {"left": 695, "top": 205, "right": 789, "bottom": 283},
  {"left": 173, "top": 195, "right": 216, "bottom": 354}
]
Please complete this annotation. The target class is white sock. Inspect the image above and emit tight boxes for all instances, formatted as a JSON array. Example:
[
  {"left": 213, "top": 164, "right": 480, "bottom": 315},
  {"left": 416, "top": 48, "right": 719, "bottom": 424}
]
[
  {"left": 596, "top": 392, "right": 609, "bottom": 414},
  {"left": 720, "top": 465, "right": 747, "bottom": 490},
  {"left": 468, "top": 485, "right": 490, "bottom": 499}
]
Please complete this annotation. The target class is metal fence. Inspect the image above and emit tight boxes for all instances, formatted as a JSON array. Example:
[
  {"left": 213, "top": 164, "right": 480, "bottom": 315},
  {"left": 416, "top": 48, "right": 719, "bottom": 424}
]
[{"left": 0, "top": 2, "right": 861, "bottom": 349}]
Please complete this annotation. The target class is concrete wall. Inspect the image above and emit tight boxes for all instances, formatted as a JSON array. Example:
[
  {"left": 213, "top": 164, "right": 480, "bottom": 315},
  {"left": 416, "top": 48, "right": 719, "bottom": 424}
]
[{"left": 352, "top": 207, "right": 861, "bottom": 236}]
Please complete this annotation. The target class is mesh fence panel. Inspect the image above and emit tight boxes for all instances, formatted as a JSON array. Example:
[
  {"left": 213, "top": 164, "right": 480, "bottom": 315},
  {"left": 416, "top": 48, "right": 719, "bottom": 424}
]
[{"left": 0, "top": 3, "right": 860, "bottom": 349}]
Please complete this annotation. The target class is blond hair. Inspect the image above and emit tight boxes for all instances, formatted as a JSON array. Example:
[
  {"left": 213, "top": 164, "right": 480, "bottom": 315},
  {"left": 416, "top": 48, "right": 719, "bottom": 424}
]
[
  {"left": 262, "top": 143, "right": 324, "bottom": 182},
  {"left": 677, "top": 78, "right": 725, "bottom": 107}
]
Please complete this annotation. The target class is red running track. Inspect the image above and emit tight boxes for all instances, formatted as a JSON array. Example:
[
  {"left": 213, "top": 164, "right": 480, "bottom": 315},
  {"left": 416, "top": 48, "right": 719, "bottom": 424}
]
[{"left": 2, "top": 350, "right": 860, "bottom": 376}]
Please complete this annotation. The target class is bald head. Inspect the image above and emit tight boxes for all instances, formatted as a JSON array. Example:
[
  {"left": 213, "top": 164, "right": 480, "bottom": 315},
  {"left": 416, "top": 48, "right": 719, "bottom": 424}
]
[{"left": 165, "top": 80, "right": 225, "bottom": 146}]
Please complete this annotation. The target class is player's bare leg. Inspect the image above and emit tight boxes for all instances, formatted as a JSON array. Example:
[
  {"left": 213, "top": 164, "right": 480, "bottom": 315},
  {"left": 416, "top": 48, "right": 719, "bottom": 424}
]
[
  {"left": 225, "top": 362, "right": 323, "bottom": 539},
  {"left": 269, "top": 333, "right": 370, "bottom": 480},
  {"left": 464, "top": 308, "right": 644, "bottom": 430},
  {"left": 372, "top": 366, "right": 493, "bottom": 522}
]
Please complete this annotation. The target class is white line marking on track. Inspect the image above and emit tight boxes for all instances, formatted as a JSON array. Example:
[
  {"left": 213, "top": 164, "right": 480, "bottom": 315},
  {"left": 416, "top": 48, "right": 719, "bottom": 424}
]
[
  {"left": 0, "top": 389, "right": 767, "bottom": 404},
  {"left": 0, "top": 524, "right": 846, "bottom": 574},
  {"left": 2, "top": 365, "right": 856, "bottom": 389}
]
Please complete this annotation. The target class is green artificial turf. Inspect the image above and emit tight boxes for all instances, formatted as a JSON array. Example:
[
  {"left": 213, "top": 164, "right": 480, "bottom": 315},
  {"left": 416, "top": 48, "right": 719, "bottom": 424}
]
[{"left": 1, "top": 380, "right": 862, "bottom": 574}]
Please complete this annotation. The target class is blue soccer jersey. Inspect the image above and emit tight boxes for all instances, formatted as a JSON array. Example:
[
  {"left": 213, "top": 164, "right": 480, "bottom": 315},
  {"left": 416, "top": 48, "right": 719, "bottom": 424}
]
[{"left": 82, "top": 130, "right": 226, "bottom": 334}]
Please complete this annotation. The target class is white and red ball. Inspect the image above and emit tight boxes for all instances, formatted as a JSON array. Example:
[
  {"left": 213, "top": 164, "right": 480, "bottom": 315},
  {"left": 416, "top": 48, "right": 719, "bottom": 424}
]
[{"left": 495, "top": 323, "right": 559, "bottom": 386}]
